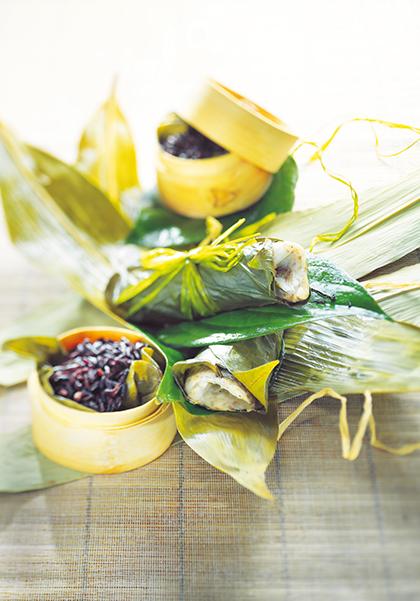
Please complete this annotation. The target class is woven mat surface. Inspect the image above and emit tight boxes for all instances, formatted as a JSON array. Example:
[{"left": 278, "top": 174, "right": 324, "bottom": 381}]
[{"left": 1, "top": 189, "right": 420, "bottom": 601}]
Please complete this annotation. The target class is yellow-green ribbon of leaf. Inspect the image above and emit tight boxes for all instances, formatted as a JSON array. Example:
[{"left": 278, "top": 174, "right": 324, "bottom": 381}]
[
  {"left": 277, "top": 388, "right": 420, "bottom": 461},
  {"left": 294, "top": 118, "right": 420, "bottom": 251}
]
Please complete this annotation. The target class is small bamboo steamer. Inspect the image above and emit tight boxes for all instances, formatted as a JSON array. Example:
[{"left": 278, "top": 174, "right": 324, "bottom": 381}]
[
  {"left": 29, "top": 326, "right": 177, "bottom": 474},
  {"left": 156, "top": 146, "right": 272, "bottom": 218},
  {"left": 157, "top": 80, "right": 298, "bottom": 218},
  {"left": 178, "top": 80, "right": 299, "bottom": 173}
]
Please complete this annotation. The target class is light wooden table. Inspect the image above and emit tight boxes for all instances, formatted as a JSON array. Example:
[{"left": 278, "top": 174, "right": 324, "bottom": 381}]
[{"left": 1, "top": 1, "right": 419, "bottom": 599}]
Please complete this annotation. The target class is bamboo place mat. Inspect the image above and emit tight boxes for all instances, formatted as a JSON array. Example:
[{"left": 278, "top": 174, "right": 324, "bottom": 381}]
[{"left": 1, "top": 216, "right": 420, "bottom": 601}]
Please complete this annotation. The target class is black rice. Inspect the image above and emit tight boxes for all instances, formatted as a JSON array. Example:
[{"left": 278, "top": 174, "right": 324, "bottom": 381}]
[
  {"left": 161, "top": 125, "right": 227, "bottom": 159},
  {"left": 49, "top": 337, "right": 146, "bottom": 412}
]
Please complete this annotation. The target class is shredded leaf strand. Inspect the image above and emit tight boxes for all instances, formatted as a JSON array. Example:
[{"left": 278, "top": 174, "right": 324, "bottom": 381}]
[
  {"left": 277, "top": 388, "right": 420, "bottom": 462},
  {"left": 293, "top": 118, "right": 420, "bottom": 251}
]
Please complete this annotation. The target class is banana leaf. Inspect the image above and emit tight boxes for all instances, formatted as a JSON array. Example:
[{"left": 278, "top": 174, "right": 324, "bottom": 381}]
[
  {"left": 158, "top": 256, "right": 385, "bottom": 348},
  {"left": 1, "top": 120, "right": 417, "bottom": 316},
  {"left": 365, "top": 262, "right": 420, "bottom": 327},
  {"left": 126, "top": 156, "right": 298, "bottom": 248},
  {"left": 1, "top": 122, "right": 416, "bottom": 326},
  {"left": 264, "top": 168, "right": 420, "bottom": 279},
  {"left": 77, "top": 84, "right": 141, "bottom": 218},
  {"left": 125, "top": 356, "right": 162, "bottom": 407},
  {"left": 0, "top": 295, "right": 119, "bottom": 387},
  {"left": 0, "top": 426, "right": 88, "bottom": 493},
  {"left": 3, "top": 336, "right": 64, "bottom": 364},
  {"left": 270, "top": 314, "right": 420, "bottom": 400},
  {"left": 0, "top": 123, "right": 131, "bottom": 308},
  {"left": 173, "top": 401, "right": 278, "bottom": 499}
]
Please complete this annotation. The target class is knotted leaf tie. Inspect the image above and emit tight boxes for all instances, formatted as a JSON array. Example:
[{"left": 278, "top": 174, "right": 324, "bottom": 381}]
[{"left": 116, "top": 218, "right": 259, "bottom": 320}]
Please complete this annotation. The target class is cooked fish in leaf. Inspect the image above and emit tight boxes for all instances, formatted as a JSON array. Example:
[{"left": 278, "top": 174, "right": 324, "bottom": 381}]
[
  {"left": 107, "top": 237, "right": 309, "bottom": 325},
  {"left": 173, "top": 334, "right": 282, "bottom": 412}
]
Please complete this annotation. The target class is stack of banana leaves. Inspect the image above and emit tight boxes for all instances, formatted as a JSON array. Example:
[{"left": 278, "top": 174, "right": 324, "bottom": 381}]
[{"left": 0, "top": 91, "right": 419, "bottom": 497}]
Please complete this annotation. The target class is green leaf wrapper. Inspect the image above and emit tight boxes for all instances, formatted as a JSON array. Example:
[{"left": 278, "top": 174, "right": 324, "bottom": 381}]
[
  {"left": 172, "top": 334, "right": 282, "bottom": 413},
  {"left": 158, "top": 256, "right": 385, "bottom": 348},
  {"left": 106, "top": 237, "right": 310, "bottom": 325},
  {"left": 173, "top": 401, "right": 279, "bottom": 500}
]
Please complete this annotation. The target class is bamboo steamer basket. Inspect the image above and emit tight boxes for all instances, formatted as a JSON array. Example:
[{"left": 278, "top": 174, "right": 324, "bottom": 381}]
[
  {"left": 29, "top": 327, "right": 177, "bottom": 474},
  {"left": 157, "top": 80, "right": 298, "bottom": 218}
]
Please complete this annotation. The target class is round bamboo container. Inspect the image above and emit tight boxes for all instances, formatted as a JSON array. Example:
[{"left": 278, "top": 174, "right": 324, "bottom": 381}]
[
  {"left": 156, "top": 145, "right": 272, "bottom": 218},
  {"left": 29, "top": 326, "right": 177, "bottom": 474},
  {"left": 156, "top": 81, "right": 298, "bottom": 218}
]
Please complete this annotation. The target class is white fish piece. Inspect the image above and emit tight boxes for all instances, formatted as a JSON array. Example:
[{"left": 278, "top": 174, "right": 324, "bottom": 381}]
[
  {"left": 184, "top": 367, "right": 258, "bottom": 412},
  {"left": 272, "top": 241, "right": 310, "bottom": 303}
]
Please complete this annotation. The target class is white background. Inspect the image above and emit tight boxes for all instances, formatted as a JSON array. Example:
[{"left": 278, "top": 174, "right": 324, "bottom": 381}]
[{"left": 0, "top": 0, "right": 419, "bottom": 188}]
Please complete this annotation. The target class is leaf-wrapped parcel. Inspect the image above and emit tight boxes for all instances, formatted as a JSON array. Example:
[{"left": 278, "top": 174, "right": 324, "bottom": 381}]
[
  {"left": 169, "top": 335, "right": 283, "bottom": 498},
  {"left": 173, "top": 334, "right": 282, "bottom": 413},
  {"left": 106, "top": 235, "right": 310, "bottom": 325}
]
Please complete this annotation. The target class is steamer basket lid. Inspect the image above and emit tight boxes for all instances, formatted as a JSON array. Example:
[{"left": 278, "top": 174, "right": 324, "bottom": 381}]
[{"left": 178, "top": 80, "right": 298, "bottom": 173}]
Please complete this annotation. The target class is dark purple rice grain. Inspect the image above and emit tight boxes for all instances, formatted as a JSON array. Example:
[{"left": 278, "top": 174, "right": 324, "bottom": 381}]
[
  {"left": 49, "top": 337, "right": 147, "bottom": 412},
  {"left": 160, "top": 125, "right": 227, "bottom": 160}
]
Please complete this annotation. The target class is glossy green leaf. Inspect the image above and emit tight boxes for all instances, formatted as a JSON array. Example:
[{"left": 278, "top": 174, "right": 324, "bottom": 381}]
[
  {"left": 126, "top": 189, "right": 207, "bottom": 248},
  {"left": 158, "top": 256, "right": 385, "bottom": 348},
  {"left": 173, "top": 401, "right": 278, "bottom": 499},
  {"left": 126, "top": 156, "right": 298, "bottom": 248},
  {"left": 0, "top": 426, "right": 88, "bottom": 493},
  {"left": 150, "top": 337, "right": 185, "bottom": 403},
  {"left": 77, "top": 84, "right": 140, "bottom": 215}
]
